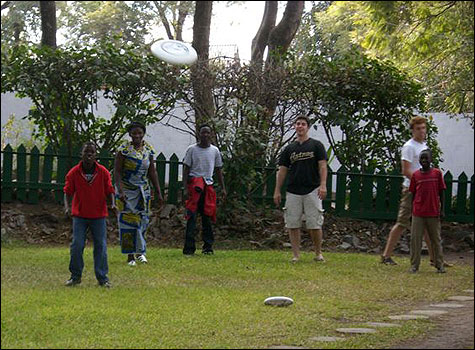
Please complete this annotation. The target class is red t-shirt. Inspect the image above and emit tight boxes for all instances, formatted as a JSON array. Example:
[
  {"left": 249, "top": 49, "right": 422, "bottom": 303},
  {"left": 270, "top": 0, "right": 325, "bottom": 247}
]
[
  {"left": 409, "top": 168, "right": 446, "bottom": 217},
  {"left": 63, "top": 161, "right": 115, "bottom": 219}
]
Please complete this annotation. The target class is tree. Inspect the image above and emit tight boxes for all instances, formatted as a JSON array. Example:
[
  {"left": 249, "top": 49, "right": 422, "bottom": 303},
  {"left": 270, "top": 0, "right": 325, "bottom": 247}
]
[
  {"left": 1, "top": 40, "right": 183, "bottom": 152},
  {"left": 151, "top": 1, "right": 193, "bottom": 41},
  {"left": 39, "top": 1, "right": 56, "bottom": 48},
  {"left": 191, "top": 1, "right": 214, "bottom": 135},
  {"left": 309, "top": 1, "right": 474, "bottom": 125},
  {"left": 1, "top": 1, "right": 41, "bottom": 47}
]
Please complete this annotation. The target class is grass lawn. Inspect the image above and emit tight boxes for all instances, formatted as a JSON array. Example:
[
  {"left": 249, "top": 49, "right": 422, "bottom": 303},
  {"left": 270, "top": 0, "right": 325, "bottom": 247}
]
[{"left": 1, "top": 245, "right": 473, "bottom": 349}]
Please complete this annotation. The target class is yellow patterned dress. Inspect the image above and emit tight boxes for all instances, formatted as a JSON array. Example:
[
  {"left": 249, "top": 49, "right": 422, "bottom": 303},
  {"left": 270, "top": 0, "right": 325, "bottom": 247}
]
[{"left": 116, "top": 141, "right": 156, "bottom": 254}]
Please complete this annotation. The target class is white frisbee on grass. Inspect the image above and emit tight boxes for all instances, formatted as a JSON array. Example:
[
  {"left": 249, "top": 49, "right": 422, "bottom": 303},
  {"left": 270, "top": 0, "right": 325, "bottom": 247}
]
[
  {"left": 264, "top": 296, "right": 294, "bottom": 307},
  {"left": 151, "top": 39, "right": 198, "bottom": 66}
]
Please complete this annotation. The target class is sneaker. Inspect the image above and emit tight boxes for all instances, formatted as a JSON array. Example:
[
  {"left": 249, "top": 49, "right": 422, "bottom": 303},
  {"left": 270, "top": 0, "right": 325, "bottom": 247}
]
[
  {"left": 64, "top": 278, "right": 81, "bottom": 287},
  {"left": 99, "top": 281, "right": 112, "bottom": 288},
  {"left": 430, "top": 260, "right": 454, "bottom": 268},
  {"left": 137, "top": 255, "right": 148, "bottom": 264},
  {"left": 437, "top": 267, "right": 447, "bottom": 274},
  {"left": 128, "top": 260, "right": 137, "bottom": 266},
  {"left": 291, "top": 257, "right": 299, "bottom": 263},
  {"left": 202, "top": 250, "right": 214, "bottom": 255},
  {"left": 184, "top": 254, "right": 194, "bottom": 258},
  {"left": 314, "top": 254, "right": 325, "bottom": 262},
  {"left": 409, "top": 267, "right": 418, "bottom": 274},
  {"left": 381, "top": 256, "right": 398, "bottom": 265}
]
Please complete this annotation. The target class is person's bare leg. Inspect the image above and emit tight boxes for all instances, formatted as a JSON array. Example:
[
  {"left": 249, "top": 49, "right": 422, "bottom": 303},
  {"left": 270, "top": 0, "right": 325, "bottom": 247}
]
[
  {"left": 289, "top": 228, "right": 301, "bottom": 261},
  {"left": 382, "top": 224, "right": 405, "bottom": 257},
  {"left": 309, "top": 229, "right": 324, "bottom": 260}
]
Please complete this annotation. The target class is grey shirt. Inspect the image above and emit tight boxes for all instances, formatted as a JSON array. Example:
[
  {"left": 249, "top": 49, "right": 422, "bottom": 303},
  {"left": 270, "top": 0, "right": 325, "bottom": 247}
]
[{"left": 183, "top": 144, "right": 223, "bottom": 185}]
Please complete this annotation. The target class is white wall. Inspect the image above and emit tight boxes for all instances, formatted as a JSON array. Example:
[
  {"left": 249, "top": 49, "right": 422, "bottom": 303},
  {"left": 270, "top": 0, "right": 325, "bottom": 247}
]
[{"left": 2, "top": 92, "right": 474, "bottom": 177}]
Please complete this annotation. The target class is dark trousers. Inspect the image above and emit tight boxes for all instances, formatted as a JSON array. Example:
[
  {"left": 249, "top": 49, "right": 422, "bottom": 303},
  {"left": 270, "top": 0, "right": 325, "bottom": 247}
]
[{"left": 183, "top": 191, "right": 214, "bottom": 255}]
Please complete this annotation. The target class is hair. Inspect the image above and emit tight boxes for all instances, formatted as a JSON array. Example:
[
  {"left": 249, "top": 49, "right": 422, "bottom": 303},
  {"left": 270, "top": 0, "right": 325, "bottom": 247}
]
[
  {"left": 199, "top": 124, "right": 212, "bottom": 132},
  {"left": 420, "top": 148, "right": 432, "bottom": 158},
  {"left": 409, "top": 116, "right": 427, "bottom": 129},
  {"left": 127, "top": 121, "right": 146, "bottom": 134},
  {"left": 294, "top": 115, "right": 311, "bottom": 126},
  {"left": 81, "top": 141, "right": 97, "bottom": 152}
]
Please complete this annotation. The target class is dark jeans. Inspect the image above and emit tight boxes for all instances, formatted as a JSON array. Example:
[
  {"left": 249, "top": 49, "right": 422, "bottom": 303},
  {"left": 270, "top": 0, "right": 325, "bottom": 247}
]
[
  {"left": 183, "top": 191, "right": 214, "bottom": 255},
  {"left": 69, "top": 217, "right": 109, "bottom": 283}
]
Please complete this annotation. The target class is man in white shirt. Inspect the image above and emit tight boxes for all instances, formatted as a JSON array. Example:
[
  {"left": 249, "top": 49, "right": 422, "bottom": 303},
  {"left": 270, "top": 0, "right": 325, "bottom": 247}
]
[{"left": 381, "top": 116, "right": 451, "bottom": 267}]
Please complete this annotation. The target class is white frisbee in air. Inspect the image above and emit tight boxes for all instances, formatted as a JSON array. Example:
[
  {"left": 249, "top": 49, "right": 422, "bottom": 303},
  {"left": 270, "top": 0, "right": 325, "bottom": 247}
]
[
  {"left": 151, "top": 39, "right": 198, "bottom": 66},
  {"left": 264, "top": 296, "right": 294, "bottom": 307}
]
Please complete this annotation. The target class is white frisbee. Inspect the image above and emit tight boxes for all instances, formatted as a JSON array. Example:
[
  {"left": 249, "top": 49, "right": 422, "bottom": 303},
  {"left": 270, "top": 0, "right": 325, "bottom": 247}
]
[
  {"left": 264, "top": 296, "right": 294, "bottom": 307},
  {"left": 151, "top": 39, "right": 198, "bottom": 66}
]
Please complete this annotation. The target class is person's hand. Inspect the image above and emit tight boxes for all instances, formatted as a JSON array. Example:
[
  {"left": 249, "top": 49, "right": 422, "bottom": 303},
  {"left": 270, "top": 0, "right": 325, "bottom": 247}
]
[
  {"left": 318, "top": 187, "right": 327, "bottom": 200},
  {"left": 183, "top": 188, "right": 189, "bottom": 203},
  {"left": 274, "top": 192, "right": 281, "bottom": 207},
  {"left": 156, "top": 192, "right": 164, "bottom": 208},
  {"left": 64, "top": 206, "right": 71, "bottom": 217},
  {"left": 118, "top": 189, "right": 126, "bottom": 202},
  {"left": 440, "top": 209, "right": 445, "bottom": 219},
  {"left": 220, "top": 188, "right": 227, "bottom": 203},
  {"left": 110, "top": 204, "right": 118, "bottom": 216}
]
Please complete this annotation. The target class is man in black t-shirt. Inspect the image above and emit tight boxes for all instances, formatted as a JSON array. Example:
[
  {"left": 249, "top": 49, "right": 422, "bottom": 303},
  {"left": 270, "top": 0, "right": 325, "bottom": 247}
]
[{"left": 274, "top": 116, "right": 328, "bottom": 263}]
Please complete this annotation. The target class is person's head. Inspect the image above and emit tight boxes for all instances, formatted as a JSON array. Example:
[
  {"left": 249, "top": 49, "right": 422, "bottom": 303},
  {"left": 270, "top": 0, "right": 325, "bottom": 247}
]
[
  {"left": 198, "top": 124, "right": 212, "bottom": 145},
  {"left": 294, "top": 115, "right": 311, "bottom": 137},
  {"left": 81, "top": 142, "right": 97, "bottom": 165},
  {"left": 419, "top": 148, "right": 432, "bottom": 170},
  {"left": 127, "top": 121, "right": 146, "bottom": 145},
  {"left": 409, "top": 116, "right": 427, "bottom": 141}
]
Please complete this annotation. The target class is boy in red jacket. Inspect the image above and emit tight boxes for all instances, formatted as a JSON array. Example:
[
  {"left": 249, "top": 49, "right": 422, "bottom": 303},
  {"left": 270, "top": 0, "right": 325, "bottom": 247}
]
[
  {"left": 408, "top": 149, "right": 446, "bottom": 274},
  {"left": 63, "top": 142, "right": 116, "bottom": 287}
]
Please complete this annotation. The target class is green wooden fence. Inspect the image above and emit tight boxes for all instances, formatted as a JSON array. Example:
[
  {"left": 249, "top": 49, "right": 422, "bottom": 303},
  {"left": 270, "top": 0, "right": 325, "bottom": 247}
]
[{"left": 1, "top": 144, "right": 474, "bottom": 223}]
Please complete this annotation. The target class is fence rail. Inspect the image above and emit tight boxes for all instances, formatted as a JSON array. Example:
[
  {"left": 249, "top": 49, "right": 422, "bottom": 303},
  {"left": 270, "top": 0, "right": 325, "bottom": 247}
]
[{"left": 1, "top": 144, "right": 474, "bottom": 223}]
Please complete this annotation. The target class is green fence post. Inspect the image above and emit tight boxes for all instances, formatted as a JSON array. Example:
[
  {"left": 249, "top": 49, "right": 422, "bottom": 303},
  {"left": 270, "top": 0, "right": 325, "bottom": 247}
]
[
  {"left": 156, "top": 153, "right": 166, "bottom": 195},
  {"left": 16, "top": 144, "right": 27, "bottom": 202},
  {"left": 348, "top": 167, "right": 361, "bottom": 215},
  {"left": 42, "top": 144, "right": 54, "bottom": 201},
  {"left": 388, "top": 170, "right": 402, "bottom": 215},
  {"left": 168, "top": 153, "right": 179, "bottom": 204},
  {"left": 361, "top": 168, "right": 374, "bottom": 213},
  {"left": 1, "top": 144, "right": 13, "bottom": 202},
  {"left": 323, "top": 165, "right": 333, "bottom": 211},
  {"left": 99, "top": 148, "right": 112, "bottom": 170},
  {"left": 28, "top": 146, "right": 40, "bottom": 204},
  {"left": 455, "top": 172, "right": 468, "bottom": 217},
  {"left": 55, "top": 145, "right": 68, "bottom": 204},
  {"left": 375, "top": 170, "right": 387, "bottom": 214},
  {"left": 335, "top": 166, "right": 347, "bottom": 215},
  {"left": 444, "top": 171, "right": 454, "bottom": 218}
]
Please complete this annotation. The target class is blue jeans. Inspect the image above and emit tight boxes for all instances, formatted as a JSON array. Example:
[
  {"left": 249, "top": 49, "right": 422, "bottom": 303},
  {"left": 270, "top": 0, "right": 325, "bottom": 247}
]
[{"left": 69, "top": 217, "right": 109, "bottom": 283}]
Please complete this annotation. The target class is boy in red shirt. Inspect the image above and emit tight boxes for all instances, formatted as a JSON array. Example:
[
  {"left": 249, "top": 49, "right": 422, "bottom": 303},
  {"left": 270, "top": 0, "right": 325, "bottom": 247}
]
[
  {"left": 63, "top": 142, "right": 116, "bottom": 287},
  {"left": 408, "top": 149, "right": 446, "bottom": 273}
]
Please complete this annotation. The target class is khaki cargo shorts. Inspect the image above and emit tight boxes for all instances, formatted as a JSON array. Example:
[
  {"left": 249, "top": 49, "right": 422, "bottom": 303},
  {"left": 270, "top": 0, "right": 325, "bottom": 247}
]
[
  {"left": 284, "top": 188, "right": 324, "bottom": 229},
  {"left": 396, "top": 186, "right": 413, "bottom": 229}
]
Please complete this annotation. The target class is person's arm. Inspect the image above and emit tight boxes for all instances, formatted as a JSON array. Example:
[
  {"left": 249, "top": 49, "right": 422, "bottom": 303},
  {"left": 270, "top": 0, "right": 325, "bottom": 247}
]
[
  {"left": 183, "top": 164, "right": 190, "bottom": 202},
  {"left": 215, "top": 167, "right": 226, "bottom": 201},
  {"left": 64, "top": 193, "right": 73, "bottom": 216},
  {"left": 147, "top": 155, "right": 163, "bottom": 205},
  {"left": 274, "top": 166, "right": 288, "bottom": 207},
  {"left": 401, "top": 159, "right": 412, "bottom": 180},
  {"left": 114, "top": 152, "right": 126, "bottom": 202},
  {"left": 317, "top": 159, "right": 327, "bottom": 200}
]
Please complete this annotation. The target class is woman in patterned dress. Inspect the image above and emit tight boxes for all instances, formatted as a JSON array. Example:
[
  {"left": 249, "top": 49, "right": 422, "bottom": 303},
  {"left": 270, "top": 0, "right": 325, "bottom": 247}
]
[{"left": 114, "top": 121, "right": 163, "bottom": 266}]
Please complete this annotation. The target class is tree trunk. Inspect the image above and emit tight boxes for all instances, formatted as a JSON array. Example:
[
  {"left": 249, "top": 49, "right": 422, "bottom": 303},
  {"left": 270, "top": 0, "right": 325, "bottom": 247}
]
[
  {"left": 40, "top": 1, "right": 57, "bottom": 48},
  {"left": 191, "top": 1, "right": 214, "bottom": 137},
  {"left": 265, "top": 1, "right": 304, "bottom": 68},
  {"left": 251, "top": 1, "right": 278, "bottom": 64}
]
